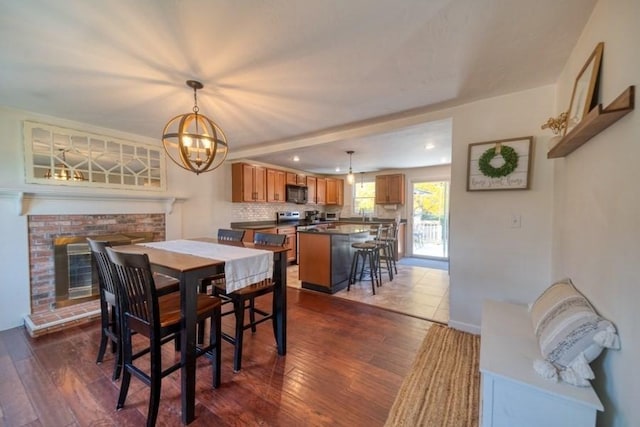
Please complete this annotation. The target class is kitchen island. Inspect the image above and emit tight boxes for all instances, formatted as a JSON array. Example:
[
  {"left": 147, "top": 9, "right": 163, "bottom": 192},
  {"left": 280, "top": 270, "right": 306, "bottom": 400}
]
[{"left": 298, "top": 224, "right": 372, "bottom": 293}]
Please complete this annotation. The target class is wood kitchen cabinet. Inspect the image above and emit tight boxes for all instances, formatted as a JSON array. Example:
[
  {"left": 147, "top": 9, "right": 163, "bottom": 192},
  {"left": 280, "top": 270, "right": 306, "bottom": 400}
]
[
  {"left": 375, "top": 174, "right": 405, "bottom": 205},
  {"left": 325, "top": 178, "right": 344, "bottom": 205},
  {"left": 316, "top": 177, "right": 326, "bottom": 205},
  {"left": 306, "top": 176, "right": 317, "bottom": 204},
  {"left": 267, "top": 168, "right": 286, "bottom": 202},
  {"left": 277, "top": 226, "right": 297, "bottom": 263},
  {"left": 337, "top": 178, "right": 344, "bottom": 205},
  {"left": 286, "top": 172, "right": 306, "bottom": 185},
  {"left": 326, "top": 178, "right": 337, "bottom": 205},
  {"left": 232, "top": 163, "right": 266, "bottom": 202}
]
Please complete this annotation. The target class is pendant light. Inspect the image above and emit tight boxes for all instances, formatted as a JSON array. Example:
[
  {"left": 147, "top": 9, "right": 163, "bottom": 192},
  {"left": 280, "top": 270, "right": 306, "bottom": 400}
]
[
  {"left": 162, "top": 80, "right": 229, "bottom": 175},
  {"left": 346, "top": 150, "right": 355, "bottom": 184}
]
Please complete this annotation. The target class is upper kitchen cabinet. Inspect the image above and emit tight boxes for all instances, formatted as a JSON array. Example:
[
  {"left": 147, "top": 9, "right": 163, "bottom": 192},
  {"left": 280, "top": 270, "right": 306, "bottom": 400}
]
[
  {"left": 316, "top": 177, "right": 326, "bottom": 205},
  {"left": 286, "top": 172, "right": 307, "bottom": 185},
  {"left": 232, "top": 163, "right": 266, "bottom": 202},
  {"left": 326, "top": 178, "right": 344, "bottom": 205},
  {"left": 306, "top": 176, "right": 317, "bottom": 204},
  {"left": 267, "top": 168, "right": 286, "bottom": 202},
  {"left": 375, "top": 174, "right": 405, "bottom": 205}
]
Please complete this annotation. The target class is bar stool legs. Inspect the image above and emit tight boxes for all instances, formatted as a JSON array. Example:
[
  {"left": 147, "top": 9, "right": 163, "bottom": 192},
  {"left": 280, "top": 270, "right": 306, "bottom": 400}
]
[{"left": 348, "top": 244, "right": 379, "bottom": 295}]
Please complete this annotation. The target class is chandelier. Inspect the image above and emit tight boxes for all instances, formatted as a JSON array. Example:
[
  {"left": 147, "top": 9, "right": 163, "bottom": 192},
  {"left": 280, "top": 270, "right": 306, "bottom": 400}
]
[
  {"left": 346, "top": 150, "right": 355, "bottom": 184},
  {"left": 44, "top": 149, "right": 85, "bottom": 181},
  {"left": 162, "top": 80, "right": 229, "bottom": 175}
]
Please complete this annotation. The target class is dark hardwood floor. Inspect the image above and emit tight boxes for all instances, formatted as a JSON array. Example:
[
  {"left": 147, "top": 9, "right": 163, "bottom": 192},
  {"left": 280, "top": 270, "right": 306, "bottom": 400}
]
[{"left": 0, "top": 288, "right": 432, "bottom": 426}]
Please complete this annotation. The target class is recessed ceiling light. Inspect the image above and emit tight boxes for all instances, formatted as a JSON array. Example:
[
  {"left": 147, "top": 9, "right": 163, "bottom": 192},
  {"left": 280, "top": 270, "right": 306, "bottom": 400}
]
[
  {"left": 335, "top": 167, "right": 341, "bottom": 172},
  {"left": 425, "top": 143, "right": 435, "bottom": 150},
  {"left": 292, "top": 155, "right": 300, "bottom": 162},
  {"left": 440, "top": 157, "right": 448, "bottom": 163}
]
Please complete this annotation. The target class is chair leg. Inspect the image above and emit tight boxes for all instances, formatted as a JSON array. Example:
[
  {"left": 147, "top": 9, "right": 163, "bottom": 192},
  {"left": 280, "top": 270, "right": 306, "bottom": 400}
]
[
  {"left": 96, "top": 300, "right": 109, "bottom": 364},
  {"left": 233, "top": 299, "right": 245, "bottom": 372},
  {"left": 348, "top": 250, "right": 360, "bottom": 290},
  {"left": 210, "top": 307, "right": 222, "bottom": 388},
  {"left": 147, "top": 340, "right": 162, "bottom": 427},
  {"left": 116, "top": 329, "right": 133, "bottom": 410},
  {"left": 249, "top": 297, "right": 257, "bottom": 333},
  {"left": 368, "top": 252, "right": 377, "bottom": 295},
  {"left": 197, "top": 280, "right": 211, "bottom": 344}
]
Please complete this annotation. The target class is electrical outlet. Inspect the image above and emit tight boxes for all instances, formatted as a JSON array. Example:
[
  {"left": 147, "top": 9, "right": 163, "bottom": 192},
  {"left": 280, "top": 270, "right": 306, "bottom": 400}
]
[{"left": 510, "top": 214, "right": 521, "bottom": 228}]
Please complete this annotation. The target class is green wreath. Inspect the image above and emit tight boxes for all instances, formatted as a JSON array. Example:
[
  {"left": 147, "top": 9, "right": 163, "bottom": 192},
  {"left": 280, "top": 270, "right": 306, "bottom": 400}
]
[{"left": 478, "top": 145, "right": 519, "bottom": 178}]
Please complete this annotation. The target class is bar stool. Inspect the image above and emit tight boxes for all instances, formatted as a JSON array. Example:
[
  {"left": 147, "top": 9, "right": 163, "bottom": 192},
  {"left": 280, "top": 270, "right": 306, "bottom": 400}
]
[
  {"left": 366, "top": 225, "right": 393, "bottom": 282},
  {"left": 379, "top": 222, "right": 399, "bottom": 276},
  {"left": 348, "top": 226, "right": 382, "bottom": 294}
]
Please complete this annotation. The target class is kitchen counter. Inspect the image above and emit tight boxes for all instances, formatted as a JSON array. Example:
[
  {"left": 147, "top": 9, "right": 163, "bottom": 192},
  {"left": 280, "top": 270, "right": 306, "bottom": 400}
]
[
  {"left": 297, "top": 226, "right": 370, "bottom": 294},
  {"left": 303, "top": 224, "right": 371, "bottom": 235}
]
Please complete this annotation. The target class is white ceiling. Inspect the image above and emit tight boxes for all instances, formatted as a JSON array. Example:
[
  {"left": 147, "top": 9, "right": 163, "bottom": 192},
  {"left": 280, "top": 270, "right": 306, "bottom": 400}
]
[{"left": 0, "top": 0, "right": 596, "bottom": 175}]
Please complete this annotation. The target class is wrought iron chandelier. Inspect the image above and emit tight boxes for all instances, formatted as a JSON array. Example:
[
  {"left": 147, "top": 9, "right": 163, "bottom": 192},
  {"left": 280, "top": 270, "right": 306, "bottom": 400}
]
[
  {"left": 346, "top": 150, "right": 355, "bottom": 184},
  {"left": 162, "top": 80, "right": 229, "bottom": 175}
]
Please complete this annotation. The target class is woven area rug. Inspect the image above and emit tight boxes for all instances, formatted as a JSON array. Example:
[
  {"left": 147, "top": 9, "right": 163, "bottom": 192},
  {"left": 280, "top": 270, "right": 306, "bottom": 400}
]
[{"left": 385, "top": 324, "right": 481, "bottom": 427}]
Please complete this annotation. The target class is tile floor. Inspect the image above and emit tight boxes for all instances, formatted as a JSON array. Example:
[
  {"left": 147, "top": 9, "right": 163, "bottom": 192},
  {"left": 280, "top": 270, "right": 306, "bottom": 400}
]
[{"left": 287, "top": 260, "right": 449, "bottom": 323}]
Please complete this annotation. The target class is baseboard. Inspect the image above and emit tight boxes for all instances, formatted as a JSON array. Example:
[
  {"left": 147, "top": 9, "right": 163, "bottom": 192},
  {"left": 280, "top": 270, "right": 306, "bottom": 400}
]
[{"left": 448, "top": 319, "right": 481, "bottom": 335}]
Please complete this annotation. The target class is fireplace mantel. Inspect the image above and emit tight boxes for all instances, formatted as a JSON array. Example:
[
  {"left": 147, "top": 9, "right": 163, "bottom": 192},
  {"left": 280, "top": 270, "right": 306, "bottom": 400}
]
[{"left": 0, "top": 188, "right": 187, "bottom": 215}]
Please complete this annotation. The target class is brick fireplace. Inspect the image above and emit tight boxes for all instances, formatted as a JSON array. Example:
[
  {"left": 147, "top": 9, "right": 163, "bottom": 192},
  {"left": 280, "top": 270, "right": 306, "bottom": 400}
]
[{"left": 27, "top": 214, "right": 166, "bottom": 315}]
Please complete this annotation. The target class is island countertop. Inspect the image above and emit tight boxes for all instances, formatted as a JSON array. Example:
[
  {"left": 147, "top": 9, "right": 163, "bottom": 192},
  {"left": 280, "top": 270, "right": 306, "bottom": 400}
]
[{"left": 298, "top": 224, "right": 372, "bottom": 235}]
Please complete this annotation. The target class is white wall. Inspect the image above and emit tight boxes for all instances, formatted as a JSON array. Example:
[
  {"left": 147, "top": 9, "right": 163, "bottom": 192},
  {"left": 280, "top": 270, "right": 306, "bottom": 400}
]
[
  {"left": 448, "top": 87, "right": 555, "bottom": 333},
  {"left": 551, "top": 0, "right": 639, "bottom": 425}
]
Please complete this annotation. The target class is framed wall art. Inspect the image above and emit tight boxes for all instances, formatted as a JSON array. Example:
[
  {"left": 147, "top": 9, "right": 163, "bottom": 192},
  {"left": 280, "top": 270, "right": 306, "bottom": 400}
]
[
  {"left": 564, "top": 42, "right": 604, "bottom": 136},
  {"left": 467, "top": 136, "right": 534, "bottom": 191}
]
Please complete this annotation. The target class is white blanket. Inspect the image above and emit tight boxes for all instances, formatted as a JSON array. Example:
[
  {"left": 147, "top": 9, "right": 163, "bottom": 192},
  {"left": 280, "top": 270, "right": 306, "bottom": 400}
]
[{"left": 141, "top": 240, "right": 273, "bottom": 293}]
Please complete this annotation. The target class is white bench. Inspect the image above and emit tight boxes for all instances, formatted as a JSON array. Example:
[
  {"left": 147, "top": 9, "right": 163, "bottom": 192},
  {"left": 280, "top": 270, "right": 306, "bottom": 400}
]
[{"left": 479, "top": 300, "right": 603, "bottom": 427}]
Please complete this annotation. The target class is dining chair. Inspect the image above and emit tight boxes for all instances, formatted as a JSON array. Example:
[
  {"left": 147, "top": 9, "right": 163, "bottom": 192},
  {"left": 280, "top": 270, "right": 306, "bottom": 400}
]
[
  {"left": 212, "top": 231, "right": 286, "bottom": 372},
  {"left": 105, "top": 247, "right": 222, "bottom": 427},
  {"left": 197, "top": 228, "right": 246, "bottom": 343},
  {"left": 88, "top": 238, "right": 181, "bottom": 381}
]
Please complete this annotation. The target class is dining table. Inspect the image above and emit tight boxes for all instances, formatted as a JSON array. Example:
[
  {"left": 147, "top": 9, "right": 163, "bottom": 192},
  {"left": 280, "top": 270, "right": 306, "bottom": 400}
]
[{"left": 114, "top": 237, "right": 288, "bottom": 424}]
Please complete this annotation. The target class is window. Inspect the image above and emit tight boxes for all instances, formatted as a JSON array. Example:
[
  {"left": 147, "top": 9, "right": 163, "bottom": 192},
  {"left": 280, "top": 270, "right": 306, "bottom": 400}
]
[
  {"left": 352, "top": 179, "right": 375, "bottom": 215},
  {"left": 24, "top": 121, "right": 166, "bottom": 191}
]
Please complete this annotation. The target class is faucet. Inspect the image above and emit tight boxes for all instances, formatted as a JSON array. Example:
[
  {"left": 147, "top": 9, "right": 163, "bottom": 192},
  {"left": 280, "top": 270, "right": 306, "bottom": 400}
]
[{"left": 360, "top": 209, "right": 366, "bottom": 222}]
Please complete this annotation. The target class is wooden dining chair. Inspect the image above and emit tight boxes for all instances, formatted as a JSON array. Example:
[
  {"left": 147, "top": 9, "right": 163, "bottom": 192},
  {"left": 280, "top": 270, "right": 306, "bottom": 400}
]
[
  {"left": 212, "top": 231, "right": 286, "bottom": 372},
  {"left": 106, "top": 248, "right": 223, "bottom": 427},
  {"left": 199, "top": 229, "right": 245, "bottom": 294},
  {"left": 197, "top": 228, "right": 246, "bottom": 343},
  {"left": 88, "top": 238, "right": 181, "bottom": 381}
]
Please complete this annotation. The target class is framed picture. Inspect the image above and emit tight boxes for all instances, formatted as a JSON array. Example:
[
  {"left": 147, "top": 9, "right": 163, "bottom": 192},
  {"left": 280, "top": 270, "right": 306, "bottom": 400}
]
[
  {"left": 467, "top": 136, "right": 534, "bottom": 191},
  {"left": 564, "top": 42, "right": 604, "bottom": 136}
]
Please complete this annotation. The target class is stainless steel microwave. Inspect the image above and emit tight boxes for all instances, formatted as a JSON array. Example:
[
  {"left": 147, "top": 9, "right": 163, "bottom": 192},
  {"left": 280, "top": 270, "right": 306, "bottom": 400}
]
[
  {"left": 286, "top": 184, "right": 308, "bottom": 204},
  {"left": 324, "top": 212, "right": 340, "bottom": 221}
]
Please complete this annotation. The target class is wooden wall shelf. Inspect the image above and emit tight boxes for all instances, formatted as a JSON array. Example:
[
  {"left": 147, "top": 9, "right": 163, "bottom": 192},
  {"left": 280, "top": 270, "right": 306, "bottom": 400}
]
[{"left": 548, "top": 86, "right": 635, "bottom": 158}]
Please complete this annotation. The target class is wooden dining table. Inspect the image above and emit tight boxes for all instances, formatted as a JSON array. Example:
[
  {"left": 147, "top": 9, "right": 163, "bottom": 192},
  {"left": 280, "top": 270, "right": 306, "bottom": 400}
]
[{"left": 114, "top": 237, "right": 288, "bottom": 424}]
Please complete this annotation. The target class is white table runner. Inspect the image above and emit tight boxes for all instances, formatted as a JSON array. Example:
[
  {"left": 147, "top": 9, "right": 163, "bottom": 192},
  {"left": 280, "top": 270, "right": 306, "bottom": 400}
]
[{"left": 141, "top": 239, "right": 273, "bottom": 293}]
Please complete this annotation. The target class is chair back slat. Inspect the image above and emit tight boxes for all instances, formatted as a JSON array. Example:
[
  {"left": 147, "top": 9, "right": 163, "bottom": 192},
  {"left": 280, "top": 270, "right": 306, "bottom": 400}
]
[
  {"left": 218, "top": 229, "right": 245, "bottom": 242},
  {"left": 87, "top": 238, "right": 118, "bottom": 300},
  {"left": 106, "top": 248, "right": 159, "bottom": 331},
  {"left": 254, "top": 232, "right": 286, "bottom": 247}
]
